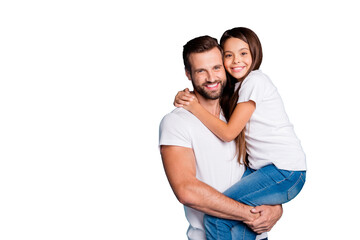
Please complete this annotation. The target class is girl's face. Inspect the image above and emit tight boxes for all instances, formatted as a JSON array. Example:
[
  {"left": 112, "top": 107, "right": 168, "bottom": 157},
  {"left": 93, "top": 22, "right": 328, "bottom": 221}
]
[{"left": 223, "top": 37, "right": 253, "bottom": 80}]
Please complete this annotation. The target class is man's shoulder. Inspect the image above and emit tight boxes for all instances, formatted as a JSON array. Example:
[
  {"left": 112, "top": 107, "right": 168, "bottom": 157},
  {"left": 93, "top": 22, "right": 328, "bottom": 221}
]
[
  {"left": 161, "top": 108, "right": 193, "bottom": 124},
  {"left": 169, "top": 107, "right": 192, "bottom": 117},
  {"left": 159, "top": 108, "right": 194, "bottom": 148},
  {"left": 159, "top": 108, "right": 192, "bottom": 133}
]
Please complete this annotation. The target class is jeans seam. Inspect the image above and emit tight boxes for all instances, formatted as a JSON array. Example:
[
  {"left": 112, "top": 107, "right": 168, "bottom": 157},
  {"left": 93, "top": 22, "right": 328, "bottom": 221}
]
[
  {"left": 287, "top": 173, "right": 303, "bottom": 200},
  {"left": 215, "top": 218, "right": 220, "bottom": 240},
  {"left": 300, "top": 172, "right": 306, "bottom": 183},
  {"left": 276, "top": 170, "right": 294, "bottom": 184},
  {"left": 242, "top": 225, "right": 246, "bottom": 240}
]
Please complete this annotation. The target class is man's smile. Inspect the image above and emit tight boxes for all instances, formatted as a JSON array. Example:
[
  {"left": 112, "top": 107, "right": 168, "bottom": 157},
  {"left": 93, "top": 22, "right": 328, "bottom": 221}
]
[{"left": 204, "top": 82, "right": 220, "bottom": 90}]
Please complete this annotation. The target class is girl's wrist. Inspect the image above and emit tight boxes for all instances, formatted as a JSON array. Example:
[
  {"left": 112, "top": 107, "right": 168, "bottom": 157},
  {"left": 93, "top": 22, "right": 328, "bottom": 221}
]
[{"left": 189, "top": 101, "right": 201, "bottom": 113}]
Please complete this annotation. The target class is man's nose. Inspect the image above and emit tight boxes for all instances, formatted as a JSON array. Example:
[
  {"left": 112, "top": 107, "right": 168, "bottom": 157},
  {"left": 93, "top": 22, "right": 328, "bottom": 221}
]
[{"left": 207, "top": 71, "right": 216, "bottom": 82}]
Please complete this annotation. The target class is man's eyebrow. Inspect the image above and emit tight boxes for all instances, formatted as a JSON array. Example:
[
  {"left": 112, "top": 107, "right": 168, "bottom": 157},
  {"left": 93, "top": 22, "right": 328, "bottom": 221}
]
[{"left": 194, "top": 68, "right": 205, "bottom": 72}]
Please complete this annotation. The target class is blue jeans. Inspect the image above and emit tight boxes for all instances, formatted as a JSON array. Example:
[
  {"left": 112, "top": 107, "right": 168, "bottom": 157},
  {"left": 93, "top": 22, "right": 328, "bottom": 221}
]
[{"left": 204, "top": 164, "right": 306, "bottom": 240}]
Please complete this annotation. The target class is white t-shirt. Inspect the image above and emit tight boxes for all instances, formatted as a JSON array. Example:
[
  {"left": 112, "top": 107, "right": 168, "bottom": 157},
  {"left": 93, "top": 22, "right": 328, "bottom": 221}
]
[
  {"left": 159, "top": 108, "right": 266, "bottom": 240},
  {"left": 237, "top": 70, "right": 307, "bottom": 171}
]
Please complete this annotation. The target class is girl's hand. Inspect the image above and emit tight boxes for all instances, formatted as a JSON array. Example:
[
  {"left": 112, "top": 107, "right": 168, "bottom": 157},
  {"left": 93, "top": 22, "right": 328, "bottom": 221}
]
[{"left": 174, "top": 88, "right": 198, "bottom": 108}]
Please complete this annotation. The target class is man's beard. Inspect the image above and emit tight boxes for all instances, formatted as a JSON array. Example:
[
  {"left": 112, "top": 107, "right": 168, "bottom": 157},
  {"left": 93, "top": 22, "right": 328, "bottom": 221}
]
[{"left": 192, "top": 80, "right": 226, "bottom": 100}]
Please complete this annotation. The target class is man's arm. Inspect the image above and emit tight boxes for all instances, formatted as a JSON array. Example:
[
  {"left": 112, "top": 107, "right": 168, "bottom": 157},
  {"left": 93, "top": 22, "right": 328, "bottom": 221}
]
[
  {"left": 161, "top": 145, "right": 254, "bottom": 221},
  {"left": 160, "top": 145, "right": 282, "bottom": 233}
]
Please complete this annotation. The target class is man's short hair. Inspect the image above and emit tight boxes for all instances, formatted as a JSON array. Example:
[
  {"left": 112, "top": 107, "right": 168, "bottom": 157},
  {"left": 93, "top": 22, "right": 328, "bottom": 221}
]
[{"left": 183, "top": 36, "right": 222, "bottom": 72}]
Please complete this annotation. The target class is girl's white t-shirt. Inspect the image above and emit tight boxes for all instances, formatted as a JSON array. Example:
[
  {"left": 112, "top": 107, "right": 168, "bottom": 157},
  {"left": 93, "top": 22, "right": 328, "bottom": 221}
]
[{"left": 236, "top": 70, "right": 307, "bottom": 171}]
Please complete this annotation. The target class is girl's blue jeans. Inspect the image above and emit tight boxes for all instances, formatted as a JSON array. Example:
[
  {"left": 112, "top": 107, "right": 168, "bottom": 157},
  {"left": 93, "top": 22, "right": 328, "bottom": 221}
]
[{"left": 204, "top": 164, "right": 306, "bottom": 240}]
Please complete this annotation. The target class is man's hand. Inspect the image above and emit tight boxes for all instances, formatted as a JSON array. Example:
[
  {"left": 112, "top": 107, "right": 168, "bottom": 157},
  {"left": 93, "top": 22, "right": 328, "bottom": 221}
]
[{"left": 244, "top": 205, "right": 283, "bottom": 234}]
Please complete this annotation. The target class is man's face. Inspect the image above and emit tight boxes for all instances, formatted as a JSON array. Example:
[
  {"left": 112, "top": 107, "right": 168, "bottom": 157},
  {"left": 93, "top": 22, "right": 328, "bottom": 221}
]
[{"left": 186, "top": 48, "right": 227, "bottom": 100}]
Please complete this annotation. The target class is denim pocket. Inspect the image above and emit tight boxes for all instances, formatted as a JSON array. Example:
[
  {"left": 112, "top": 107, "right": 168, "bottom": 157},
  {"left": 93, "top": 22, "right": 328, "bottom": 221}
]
[{"left": 287, "top": 172, "right": 306, "bottom": 200}]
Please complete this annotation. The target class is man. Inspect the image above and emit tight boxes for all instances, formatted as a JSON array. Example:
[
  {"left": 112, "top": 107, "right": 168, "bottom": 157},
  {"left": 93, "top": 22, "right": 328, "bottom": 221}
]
[{"left": 159, "top": 36, "right": 282, "bottom": 240}]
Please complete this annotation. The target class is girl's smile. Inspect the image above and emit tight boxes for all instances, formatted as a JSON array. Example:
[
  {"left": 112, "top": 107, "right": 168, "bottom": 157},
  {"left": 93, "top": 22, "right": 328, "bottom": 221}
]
[{"left": 230, "top": 66, "right": 246, "bottom": 72}]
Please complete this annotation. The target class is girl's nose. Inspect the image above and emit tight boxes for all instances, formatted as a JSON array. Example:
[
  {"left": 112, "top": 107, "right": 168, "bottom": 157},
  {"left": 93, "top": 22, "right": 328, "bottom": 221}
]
[{"left": 233, "top": 55, "right": 240, "bottom": 63}]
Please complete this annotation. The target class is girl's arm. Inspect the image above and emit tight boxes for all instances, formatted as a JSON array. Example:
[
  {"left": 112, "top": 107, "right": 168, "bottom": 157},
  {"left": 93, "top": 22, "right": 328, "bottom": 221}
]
[
  {"left": 175, "top": 90, "right": 255, "bottom": 142},
  {"left": 188, "top": 99, "right": 255, "bottom": 142}
]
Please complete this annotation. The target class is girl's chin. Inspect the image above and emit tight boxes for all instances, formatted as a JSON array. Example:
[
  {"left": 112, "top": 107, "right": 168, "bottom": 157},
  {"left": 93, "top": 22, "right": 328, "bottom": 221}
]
[{"left": 230, "top": 72, "right": 246, "bottom": 80}]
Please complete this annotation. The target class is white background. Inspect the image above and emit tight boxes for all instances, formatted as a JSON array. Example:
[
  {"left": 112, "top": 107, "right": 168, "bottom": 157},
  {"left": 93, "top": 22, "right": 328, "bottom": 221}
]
[{"left": 1, "top": 0, "right": 359, "bottom": 239}]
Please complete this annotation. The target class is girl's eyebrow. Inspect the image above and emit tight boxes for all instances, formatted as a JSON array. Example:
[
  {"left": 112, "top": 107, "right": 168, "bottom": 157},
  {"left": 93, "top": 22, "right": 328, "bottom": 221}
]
[{"left": 224, "top": 48, "right": 249, "bottom": 53}]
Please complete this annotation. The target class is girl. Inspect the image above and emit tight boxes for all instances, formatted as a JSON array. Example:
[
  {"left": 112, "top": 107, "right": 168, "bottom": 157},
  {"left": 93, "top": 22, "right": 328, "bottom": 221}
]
[{"left": 174, "top": 27, "right": 307, "bottom": 240}]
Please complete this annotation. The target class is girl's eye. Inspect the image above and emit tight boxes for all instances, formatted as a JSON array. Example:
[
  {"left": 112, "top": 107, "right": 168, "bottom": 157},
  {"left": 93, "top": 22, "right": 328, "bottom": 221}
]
[
  {"left": 241, "top": 52, "right": 248, "bottom": 56},
  {"left": 224, "top": 54, "right": 232, "bottom": 58}
]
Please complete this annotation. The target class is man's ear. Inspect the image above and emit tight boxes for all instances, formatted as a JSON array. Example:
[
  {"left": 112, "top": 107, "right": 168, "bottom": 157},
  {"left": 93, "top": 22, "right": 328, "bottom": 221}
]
[{"left": 185, "top": 70, "right": 192, "bottom": 81}]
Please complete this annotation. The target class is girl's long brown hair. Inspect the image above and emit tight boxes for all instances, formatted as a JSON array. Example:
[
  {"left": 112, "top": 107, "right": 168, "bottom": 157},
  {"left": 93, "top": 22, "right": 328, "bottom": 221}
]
[{"left": 219, "top": 27, "right": 263, "bottom": 165}]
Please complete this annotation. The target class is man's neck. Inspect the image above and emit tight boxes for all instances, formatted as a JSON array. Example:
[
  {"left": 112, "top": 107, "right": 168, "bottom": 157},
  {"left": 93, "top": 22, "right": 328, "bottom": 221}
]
[{"left": 195, "top": 92, "right": 221, "bottom": 117}]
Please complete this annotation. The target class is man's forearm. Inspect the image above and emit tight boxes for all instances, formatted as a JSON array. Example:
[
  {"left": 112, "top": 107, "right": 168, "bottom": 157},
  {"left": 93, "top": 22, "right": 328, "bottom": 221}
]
[
  {"left": 183, "top": 180, "right": 282, "bottom": 234},
  {"left": 180, "top": 179, "right": 257, "bottom": 222}
]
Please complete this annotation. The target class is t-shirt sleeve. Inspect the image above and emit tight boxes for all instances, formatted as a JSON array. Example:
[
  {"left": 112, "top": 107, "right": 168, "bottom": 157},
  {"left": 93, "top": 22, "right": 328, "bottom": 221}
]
[
  {"left": 159, "top": 112, "right": 192, "bottom": 149},
  {"left": 237, "top": 71, "right": 268, "bottom": 105}
]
